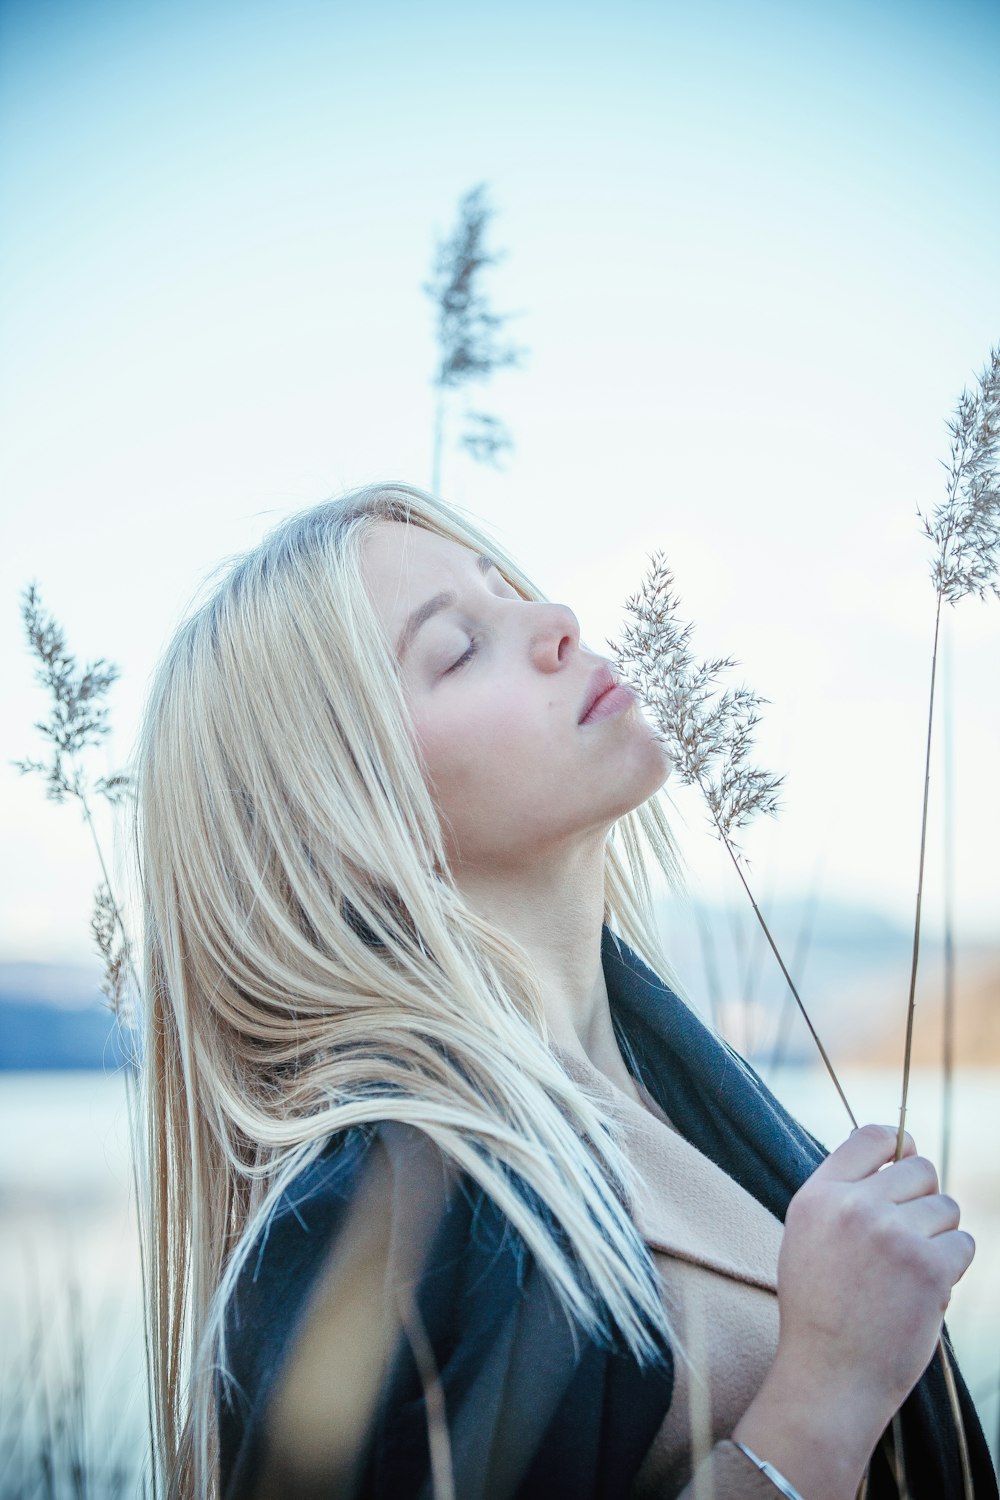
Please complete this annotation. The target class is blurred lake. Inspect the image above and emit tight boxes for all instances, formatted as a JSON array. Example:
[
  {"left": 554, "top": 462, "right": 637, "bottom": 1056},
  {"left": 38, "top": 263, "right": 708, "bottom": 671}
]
[{"left": 1, "top": 1067, "right": 997, "bottom": 1497}]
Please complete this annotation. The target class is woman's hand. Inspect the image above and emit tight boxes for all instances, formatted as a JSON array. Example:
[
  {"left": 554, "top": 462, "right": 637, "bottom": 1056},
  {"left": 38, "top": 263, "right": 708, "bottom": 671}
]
[
  {"left": 732, "top": 1122, "right": 975, "bottom": 1500},
  {"left": 777, "top": 1122, "right": 973, "bottom": 1412}
]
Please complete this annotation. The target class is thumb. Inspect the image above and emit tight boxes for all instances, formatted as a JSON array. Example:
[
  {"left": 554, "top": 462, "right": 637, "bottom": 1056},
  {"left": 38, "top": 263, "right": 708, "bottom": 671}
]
[{"left": 813, "top": 1123, "right": 916, "bottom": 1183}]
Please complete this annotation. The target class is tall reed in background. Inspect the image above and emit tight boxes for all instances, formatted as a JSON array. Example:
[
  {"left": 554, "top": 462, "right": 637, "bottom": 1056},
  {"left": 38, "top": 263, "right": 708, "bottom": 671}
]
[
  {"left": 425, "top": 183, "right": 525, "bottom": 493},
  {"left": 898, "top": 347, "right": 1000, "bottom": 1162},
  {"left": 888, "top": 345, "right": 1000, "bottom": 1500},
  {"left": 15, "top": 587, "right": 155, "bottom": 1500}
]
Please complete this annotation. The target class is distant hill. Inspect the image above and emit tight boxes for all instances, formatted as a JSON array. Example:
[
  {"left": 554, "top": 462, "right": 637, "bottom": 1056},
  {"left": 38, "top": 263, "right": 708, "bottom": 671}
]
[
  {"left": 0, "top": 961, "right": 133, "bottom": 1070},
  {"left": 841, "top": 954, "right": 1000, "bottom": 1068},
  {"left": 658, "top": 894, "right": 921, "bottom": 1057},
  {"left": 2, "top": 905, "right": 997, "bottom": 1070},
  {"left": 654, "top": 894, "right": 999, "bottom": 1068},
  {"left": 0, "top": 959, "right": 104, "bottom": 1008},
  {"left": 0, "top": 999, "right": 133, "bottom": 1070}
]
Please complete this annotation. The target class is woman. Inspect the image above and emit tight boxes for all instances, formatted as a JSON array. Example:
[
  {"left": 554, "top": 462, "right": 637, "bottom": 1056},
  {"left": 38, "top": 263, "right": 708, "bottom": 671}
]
[{"left": 135, "top": 483, "right": 993, "bottom": 1500}]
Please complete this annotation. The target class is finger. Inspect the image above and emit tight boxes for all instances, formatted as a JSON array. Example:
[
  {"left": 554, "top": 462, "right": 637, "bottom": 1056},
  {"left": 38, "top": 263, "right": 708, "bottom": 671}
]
[
  {"left": 936, "top": 1229, "right": 976, "bottom": 1287},
  {"left": 894, "top": 1193, "right": 961, "bottom": 1237},
  {"left": 874, "top": 1154, "right": 940, "bottom": 1203},
  {"left": 818, "top": 1123, "right": 916, "bottom": 1183}
]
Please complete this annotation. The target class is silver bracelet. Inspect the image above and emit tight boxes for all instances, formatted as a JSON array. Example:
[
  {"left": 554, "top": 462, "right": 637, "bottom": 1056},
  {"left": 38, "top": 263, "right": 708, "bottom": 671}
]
[{"left": 732, "top": 1440, "right": 806, "bottom": 1500}]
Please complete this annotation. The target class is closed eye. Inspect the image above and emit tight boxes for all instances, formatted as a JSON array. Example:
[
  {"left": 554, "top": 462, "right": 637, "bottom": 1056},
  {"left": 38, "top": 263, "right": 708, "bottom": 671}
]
[{"left": 446, "top": 634, "right": 480, "bottom": 674}]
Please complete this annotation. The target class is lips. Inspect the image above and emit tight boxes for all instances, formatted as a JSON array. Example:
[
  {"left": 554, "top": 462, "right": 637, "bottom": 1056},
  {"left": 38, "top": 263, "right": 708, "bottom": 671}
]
[{"left": 578, "top": 663, "right": 621, "bottom": 724}]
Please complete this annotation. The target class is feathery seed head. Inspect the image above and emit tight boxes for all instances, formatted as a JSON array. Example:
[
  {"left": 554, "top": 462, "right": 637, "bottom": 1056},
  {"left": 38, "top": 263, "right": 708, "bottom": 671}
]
[
  {"left": 920, "top": 345, "right": 1000, "bottom": 606},
  {"left": 14, "top": 584, "right": 122, "bottom": 804},
  {"left": 91, "top": 882, "right": 133, "bottom": 1021},
  {"left": 613, "top": 553, "right": 783, "bottom": 852}
]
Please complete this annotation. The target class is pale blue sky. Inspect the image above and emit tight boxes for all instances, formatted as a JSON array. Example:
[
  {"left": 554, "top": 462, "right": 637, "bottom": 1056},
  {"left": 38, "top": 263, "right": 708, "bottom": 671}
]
[{"left": 2, "top": 0, "right": 999, "bottom": 965}]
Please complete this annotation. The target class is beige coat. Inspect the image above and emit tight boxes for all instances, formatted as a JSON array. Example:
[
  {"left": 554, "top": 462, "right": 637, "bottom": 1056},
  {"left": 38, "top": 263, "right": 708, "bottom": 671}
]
[{"left": 558, "top": 1049, "right": 790, "bottom": 1500}]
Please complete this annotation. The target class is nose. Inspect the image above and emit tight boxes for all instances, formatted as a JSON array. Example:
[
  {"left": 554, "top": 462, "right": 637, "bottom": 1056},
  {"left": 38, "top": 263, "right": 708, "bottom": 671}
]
[{"left": 529, "top": 601, "right": 581, "bottom": 671}]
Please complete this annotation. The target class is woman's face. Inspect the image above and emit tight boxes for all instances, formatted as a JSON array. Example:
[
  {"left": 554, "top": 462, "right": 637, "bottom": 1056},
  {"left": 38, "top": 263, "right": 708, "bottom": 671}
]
[{"left": 360, "top": 520, "right": 670, "bottom": 872}]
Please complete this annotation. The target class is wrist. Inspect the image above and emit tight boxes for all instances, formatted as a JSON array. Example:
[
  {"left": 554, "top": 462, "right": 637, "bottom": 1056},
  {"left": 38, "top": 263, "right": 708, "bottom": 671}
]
[
  {"left": 733, "top": 1349, "right": 885, "bottom": 1500},
  {"left": 731, "top": 1440, "right": 806, "bottom": 1500}
]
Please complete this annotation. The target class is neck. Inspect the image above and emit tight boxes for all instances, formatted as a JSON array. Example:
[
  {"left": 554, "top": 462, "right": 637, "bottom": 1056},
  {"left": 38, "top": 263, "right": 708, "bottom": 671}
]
[{"left": 453, "top": 835, "right": 641, "bottom": 1099}]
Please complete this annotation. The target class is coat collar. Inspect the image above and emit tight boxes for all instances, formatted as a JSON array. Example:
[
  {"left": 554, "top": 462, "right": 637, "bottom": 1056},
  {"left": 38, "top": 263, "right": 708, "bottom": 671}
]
[
  {"left": 558, "top": 1044, "right": 783, "bottom": 1290},
  {"left": 600, "top": 924, "right": 828, "bottom": 1224}
]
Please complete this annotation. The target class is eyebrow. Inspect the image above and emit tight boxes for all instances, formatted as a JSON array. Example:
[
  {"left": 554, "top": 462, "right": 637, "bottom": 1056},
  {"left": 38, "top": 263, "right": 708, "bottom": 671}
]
[{"left": 395, "top": 552, "right": 497, "bottom": 660}]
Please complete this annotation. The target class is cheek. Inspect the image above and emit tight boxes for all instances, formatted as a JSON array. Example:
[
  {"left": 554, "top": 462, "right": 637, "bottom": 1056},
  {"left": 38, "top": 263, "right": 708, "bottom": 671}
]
[
  {"left": 411, "top": 691, "right": 560, "bottom": 815},
  {"left": 416, "top": 699, "right": 508, "bottom": 791}
]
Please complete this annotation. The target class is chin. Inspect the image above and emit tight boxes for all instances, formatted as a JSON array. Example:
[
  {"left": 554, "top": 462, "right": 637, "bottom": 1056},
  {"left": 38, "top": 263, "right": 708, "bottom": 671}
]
[
  {"left": 634, "top": 722, "right": 673, "bottom": 786},
  {"left": 602, "top": 748, "right": 671, "bottom": 827}
]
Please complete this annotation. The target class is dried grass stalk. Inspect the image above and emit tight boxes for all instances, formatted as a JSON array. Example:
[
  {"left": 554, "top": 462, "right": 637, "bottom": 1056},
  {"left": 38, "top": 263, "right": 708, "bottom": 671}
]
[
  {"left": 91, "top": 882, "right": 134, "bottom": 1023},
  {"left": 15, "top": 584, "right": 156, "bottom": 1499},
  {"left": 897, "top": 346, "right": 1000, "bottom": 1159},
  {"left": 396, "top": 1287, "right": 455, "bottom": 1500},
  {"left": 424, "top": 183, "right": 525, "bottom": 492},
  {"left": 614, "top": 556, "right": 856, "bottom": 1127},
  {"left": 940, "top": 623, "right": 956, "bottom": 1193},
  {"left": 890, "top": 347, "right": 998, "bottom": 1500}
]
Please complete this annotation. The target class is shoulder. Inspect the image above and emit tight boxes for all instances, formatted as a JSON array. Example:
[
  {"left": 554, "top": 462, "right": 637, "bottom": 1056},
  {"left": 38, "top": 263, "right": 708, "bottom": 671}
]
[
  {"left": 218, "top": 1121, "right": 518, "bottom": 1495},
  {"left": 218, "top": 1118, "right": 674, "bottom": 1500},
  {"left": 220, "top": 1123, "right": 435, "bottom": 1380}
]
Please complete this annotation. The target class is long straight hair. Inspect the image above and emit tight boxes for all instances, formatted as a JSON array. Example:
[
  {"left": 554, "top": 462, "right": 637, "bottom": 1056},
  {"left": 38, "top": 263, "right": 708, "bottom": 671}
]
[{"left": 133, "top": 482, "right": 685, "bottom": 1498}]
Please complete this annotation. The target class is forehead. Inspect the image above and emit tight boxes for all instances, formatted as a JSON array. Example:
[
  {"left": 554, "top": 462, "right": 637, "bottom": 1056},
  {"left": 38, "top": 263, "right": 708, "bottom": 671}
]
[{"left": 360, "top": 520, "right": 478, "bottom": 622}]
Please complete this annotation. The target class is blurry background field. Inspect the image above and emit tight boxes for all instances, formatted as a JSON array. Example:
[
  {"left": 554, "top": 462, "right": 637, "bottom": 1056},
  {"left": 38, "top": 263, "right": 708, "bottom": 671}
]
[{"left": 2, "top": 0, "right": 998, "bottom": 1492}]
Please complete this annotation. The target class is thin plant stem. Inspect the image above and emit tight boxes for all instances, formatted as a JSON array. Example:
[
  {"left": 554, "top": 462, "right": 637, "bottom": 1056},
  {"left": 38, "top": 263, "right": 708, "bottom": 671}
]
[
  {"left": 726, "top": 899, "right": 750, "bottom": 1045},
  {"left": 939, "top": 1337, "right": 974, "bottom": 1500},
  {"left": 896, "top": 594, "right": 942, "bottom": 1163},
  {"left": 68, "top": 1275, "right": 86, "bottom": 1500},
  {"left": 736, "top": 875, "right": 770, "bottom": 1058},
  {"left": 890, "top": 1413, "right": 910, "bottom": 1499},
  {"left": 396, "top": 1286, "right": 455, "bottom": 1500},
  {"left": 692, "top": 899, "right": 723, "bottom": 1032},
  {"left": 881, "top": 609, "right": 971, "bottom": 1500},
  {"left": 940, "top": 619, "right": 955, "bottom": 1193},
  {"left": 768, "top": 859, "right": 823, "bottom": 1076},
  {"left": 29, "top": 1261, "right": 58, "bottom": 1500},
  {"left": 680, "top": 1273, "right": 714, "bottom": 1500},
  {"left": 432, "top": 389, "right": 445, "bottom": 497},
  {"left": 895, "top": 617, "right": 975, "bottom": 1499},
  {"left": 713, "top": 811, "right": 858, "bottom": 1129},
  {"left": 80, "top": 793, "right": 158, "bottom": 1500}
]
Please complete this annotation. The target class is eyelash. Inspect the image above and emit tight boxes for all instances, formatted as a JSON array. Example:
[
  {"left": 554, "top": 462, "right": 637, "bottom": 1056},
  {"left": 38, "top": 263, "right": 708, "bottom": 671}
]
[
  {"left": 442, "top": 578, "right": 520, "bottom": 674},
  {"left": 446, "top": 633, "right": 480, "bottom": 674}
]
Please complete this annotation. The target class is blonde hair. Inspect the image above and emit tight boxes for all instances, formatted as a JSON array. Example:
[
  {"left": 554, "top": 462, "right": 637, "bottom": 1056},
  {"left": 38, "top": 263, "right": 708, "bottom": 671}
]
[{"left": 133, "top": 482, "right": 684, "bottom": 1498}]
